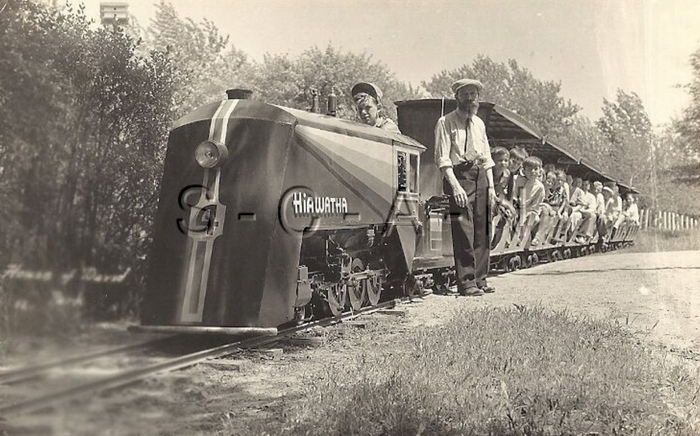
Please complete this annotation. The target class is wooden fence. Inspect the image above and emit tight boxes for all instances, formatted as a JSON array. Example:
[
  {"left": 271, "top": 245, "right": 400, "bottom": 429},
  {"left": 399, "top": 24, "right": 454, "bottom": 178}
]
[{"left": 639, "top": 209, "right": 699, "bottom": 231}]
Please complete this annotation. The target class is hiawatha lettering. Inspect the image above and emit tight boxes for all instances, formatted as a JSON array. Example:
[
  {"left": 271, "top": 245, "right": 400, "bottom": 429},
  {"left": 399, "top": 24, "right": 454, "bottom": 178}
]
[
  {"left": 2, "top": 264, "right": 131, "bottom": 284},
  {"left": 291, "top": 192, "right": 348, "bottom": 217}
]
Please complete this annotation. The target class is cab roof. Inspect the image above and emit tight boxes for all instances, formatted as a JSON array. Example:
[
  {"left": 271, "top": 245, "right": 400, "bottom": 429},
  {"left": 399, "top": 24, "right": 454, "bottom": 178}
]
[{"left": 172, "top": 98, "right": 425, "bottom": 152}]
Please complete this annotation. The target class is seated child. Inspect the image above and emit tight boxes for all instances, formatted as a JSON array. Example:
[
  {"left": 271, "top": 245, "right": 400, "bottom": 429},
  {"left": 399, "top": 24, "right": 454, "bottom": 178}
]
[
  {"left": 605, "top": 182, "right": 623, "bottom": 229},
  {"left": 569, "top": 177, "right": 585, "bottom": 209},
  {"left": 574, "top": 180, "right": 598, "bottom": 243},
  {"left": 538, "top": 164, "right": 551, "bottom": 184},
  {"left": 552, "top": 170, "right": 569, "bottom": 217},
  {"left": 593, "top": 182, "right": 605, "bottom": 213},
  {"left": 511, "top": 156, "right": 545, "bottom": 245},
  {"left": 598, "top": 185, "right": 614, "bottom": 238},
  {"left": 561, "top": 177, "right": 584, "bottom": 236},
  {"left": 489, "top": 147, "right": 515, "bottom": 248},
  {"left": 564, "top": 174, "right": 573, "bottom": 200},
  {"left": 531, "top": 170, "right": 564, "bottom": 245},
  {"left": 505, "top": 146, "right": 528, "bottom": 200},
  {"left": 622, "top": 193, "right": 640, "bottom": 225},
  {"left": 603, "top": 183, "right": 619, "bottom": 223},
  {"left": 511, "top": 156, "right": 546, "bottom": 222},
  {"left": 491, "top": 147, "right": 511, "bottom": 199},
  {"left": 546, "top": 170, "right": 570, "bottom": 242},
  {"left": 536, "top": 171, "right": 557, "bottom": 216}
]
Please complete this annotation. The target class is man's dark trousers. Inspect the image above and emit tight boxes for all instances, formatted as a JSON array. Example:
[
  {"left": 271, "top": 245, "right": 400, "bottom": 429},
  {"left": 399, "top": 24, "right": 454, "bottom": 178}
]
[{"left": 445, "top": 162, "right": 491, "bottom": 290}]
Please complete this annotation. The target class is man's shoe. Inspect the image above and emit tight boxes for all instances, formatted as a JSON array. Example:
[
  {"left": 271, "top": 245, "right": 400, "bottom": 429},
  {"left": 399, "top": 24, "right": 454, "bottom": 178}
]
[
  {"left": 446, "top": 285, "right": 460, "bottom": 295},
  {"left": 459, "top": 286, "right": 484, "bottom": 297},
  {"left": 480, "top": 285, "right": 496, "bottom": 293}
]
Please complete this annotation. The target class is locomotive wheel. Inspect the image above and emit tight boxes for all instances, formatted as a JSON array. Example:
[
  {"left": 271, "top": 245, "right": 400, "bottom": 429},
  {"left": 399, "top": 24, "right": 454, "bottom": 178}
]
[
  {"left": 347, "top": 281, "right": 365, "bottom": 311},
  {"left": 563, "top": 248, "right": 571, "bottom": 259},
  {"left": 525, "top": 254, "right": 533, "bottom": 268},
  {"left": 501, "top": 258, "right": 512, "bottom": 272},
  {"left": 581, "top": 247, "right": 588, "bottom": 256},
  {"left": 551, "top": 250, "right": 561, "bottom": 262},
  {"left": 509, "top": 256, "right": 521, "bottom": 271},
  {"left": 348, "top": 259, "right": 367, "bottom": 310},
  {"left": 326, "top": 283, "right": 347, "bottom": 317},
  {"left": 366, "top": 276, "right": 382, "bottom": 306},
  {"left": 532, "top": 253, "right": 539, "bottom": 265}
]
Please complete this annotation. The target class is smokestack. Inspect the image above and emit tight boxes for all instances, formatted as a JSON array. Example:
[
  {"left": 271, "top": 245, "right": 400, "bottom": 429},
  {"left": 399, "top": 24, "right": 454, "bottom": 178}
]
[
  {"left": 308, "top": 88, "right": 320, "bottom": 113},
  {"left": 226, "top": 88, "right": 253, "bottom": 100},
  {"left": 326, "top": 87, "right": 337, "bottom": 117}
]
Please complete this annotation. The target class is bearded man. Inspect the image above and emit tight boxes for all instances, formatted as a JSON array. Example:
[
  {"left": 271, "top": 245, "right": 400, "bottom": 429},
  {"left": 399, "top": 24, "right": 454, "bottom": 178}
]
[{"left": 434, "top": 79, "right": 496, "bottom": 296}]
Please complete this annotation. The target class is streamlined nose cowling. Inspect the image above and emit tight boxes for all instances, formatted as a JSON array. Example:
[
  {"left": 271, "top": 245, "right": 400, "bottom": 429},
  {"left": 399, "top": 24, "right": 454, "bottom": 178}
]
[{"left": 142, "top": 99, "right": 302, "bottom": 329}]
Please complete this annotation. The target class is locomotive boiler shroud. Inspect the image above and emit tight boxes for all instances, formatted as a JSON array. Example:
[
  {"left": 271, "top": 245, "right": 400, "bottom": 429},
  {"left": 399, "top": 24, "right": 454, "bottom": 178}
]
[{"left": 141, "top": 97, "right": 425, "bottom": 329}]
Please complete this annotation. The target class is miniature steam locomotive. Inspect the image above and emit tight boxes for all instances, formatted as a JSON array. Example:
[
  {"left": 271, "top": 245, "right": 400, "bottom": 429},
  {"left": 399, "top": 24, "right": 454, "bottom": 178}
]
[{"left": 140, "top": 91, "right": 638, "bottom": 333}]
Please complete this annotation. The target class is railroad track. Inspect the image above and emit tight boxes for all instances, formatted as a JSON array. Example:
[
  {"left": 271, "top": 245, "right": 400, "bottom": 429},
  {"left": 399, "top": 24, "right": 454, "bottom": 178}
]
[
  {"left": 0, "top": 335, "right": 183, "bottom": 385},
  {"left": 0, "top": 296, "right": 414, "bottom": 417}
]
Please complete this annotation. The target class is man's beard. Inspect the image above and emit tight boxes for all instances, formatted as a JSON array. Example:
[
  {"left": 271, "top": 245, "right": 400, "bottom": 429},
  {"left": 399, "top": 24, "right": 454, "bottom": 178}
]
[{"left": 458, "top": 100, "right": 479, "bottom": 116}]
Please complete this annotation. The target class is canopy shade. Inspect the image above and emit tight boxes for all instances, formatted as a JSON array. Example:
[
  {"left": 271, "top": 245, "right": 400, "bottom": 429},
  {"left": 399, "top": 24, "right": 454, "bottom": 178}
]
[{"left": 395, "top": 98, "right": 641, "bottom": 195}]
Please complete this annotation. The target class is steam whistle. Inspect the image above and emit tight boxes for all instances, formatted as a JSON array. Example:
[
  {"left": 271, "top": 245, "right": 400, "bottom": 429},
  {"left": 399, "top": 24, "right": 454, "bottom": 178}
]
[
  {"left": 310, "top": 88, "right": 320, "bottom": 114},
  {"left": 327, "top": 87, "right": 337, "bottom": 117}
]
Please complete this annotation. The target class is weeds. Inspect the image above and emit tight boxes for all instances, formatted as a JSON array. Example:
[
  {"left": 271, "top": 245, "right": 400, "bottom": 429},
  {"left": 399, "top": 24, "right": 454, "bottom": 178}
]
[
  {"left": 262, "top": 306, "right": 699, "bottom": 435},
  {"left": 0, "top": 279, "right": 85, "bottom": 343},
  {"left": 627, "top": 229, "right": 700, "bottom": 253}
]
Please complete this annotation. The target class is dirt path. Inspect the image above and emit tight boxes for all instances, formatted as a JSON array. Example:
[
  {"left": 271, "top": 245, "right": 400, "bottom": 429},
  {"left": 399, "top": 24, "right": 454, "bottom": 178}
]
[
  {"left": 409, "top": 249, "right": 700, "bottom": 352},
  {"left": 5, "top": 249, "right": 699, "bottom": 435}
]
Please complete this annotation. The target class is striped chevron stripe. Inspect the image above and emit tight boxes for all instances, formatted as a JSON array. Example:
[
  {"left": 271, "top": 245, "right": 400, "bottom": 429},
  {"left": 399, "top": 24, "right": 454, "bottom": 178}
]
[{"left": 180, "top": 99, "right": 236, "bottom": 323}]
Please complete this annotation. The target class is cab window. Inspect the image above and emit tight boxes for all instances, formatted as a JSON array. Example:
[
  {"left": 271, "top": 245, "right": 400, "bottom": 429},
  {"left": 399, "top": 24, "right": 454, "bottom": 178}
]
[{"left": 397, "top": 150, "right": 419, "bottom": 193}]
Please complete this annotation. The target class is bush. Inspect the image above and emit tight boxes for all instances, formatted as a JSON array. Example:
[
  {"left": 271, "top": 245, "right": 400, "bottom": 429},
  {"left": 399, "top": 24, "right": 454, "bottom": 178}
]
[{"left": 0, "top": 1, "right": 176, "bottom": 319}]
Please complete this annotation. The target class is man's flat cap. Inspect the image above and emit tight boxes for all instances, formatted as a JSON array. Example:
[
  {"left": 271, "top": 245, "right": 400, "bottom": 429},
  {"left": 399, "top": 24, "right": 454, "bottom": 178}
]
[
  {"left": 351, "top": 82, "right": 383, "bottom": 102},
  {"left": 451, "top": 79, "right": 484, "bottom": 94}
]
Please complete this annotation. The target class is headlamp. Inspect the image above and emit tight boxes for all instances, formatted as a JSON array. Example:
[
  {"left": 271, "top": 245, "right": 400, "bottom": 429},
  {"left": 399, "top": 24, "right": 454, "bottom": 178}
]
[{"left": 195, "top": 140, "right": 228, "bottom": 168}]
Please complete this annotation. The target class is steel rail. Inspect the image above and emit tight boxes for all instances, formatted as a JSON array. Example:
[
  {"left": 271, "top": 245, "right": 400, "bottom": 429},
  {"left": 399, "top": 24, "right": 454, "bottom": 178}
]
[
  {"left": 0, "top": 336, "right": 180, "bottom": 385},
  {"left": 0, "top": 297, "right": 410, "bottom": 417}
]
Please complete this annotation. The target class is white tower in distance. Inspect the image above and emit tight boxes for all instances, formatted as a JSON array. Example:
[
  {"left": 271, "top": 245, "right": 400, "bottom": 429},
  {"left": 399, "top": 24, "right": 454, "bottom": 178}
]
[{"left": 100, "top": 2, "right": 129, "bottom": 27}]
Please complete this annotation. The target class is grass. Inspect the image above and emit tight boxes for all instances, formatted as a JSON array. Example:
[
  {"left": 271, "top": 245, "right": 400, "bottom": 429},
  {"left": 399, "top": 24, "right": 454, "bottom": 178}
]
[
  {"left": 627, "top": 228, "right": 700, "bottom": 253},
  {"left": 258, "top": 306, "right": 699, "bottom": 435},
  {"left": 0, "top": 279, "right": 86, "bottom": 361}
]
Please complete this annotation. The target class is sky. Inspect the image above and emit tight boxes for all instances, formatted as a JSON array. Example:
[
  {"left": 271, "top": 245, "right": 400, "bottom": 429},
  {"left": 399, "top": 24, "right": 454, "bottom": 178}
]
[{"left": 83, "top": 0, "right": 700, "bottom": 127}]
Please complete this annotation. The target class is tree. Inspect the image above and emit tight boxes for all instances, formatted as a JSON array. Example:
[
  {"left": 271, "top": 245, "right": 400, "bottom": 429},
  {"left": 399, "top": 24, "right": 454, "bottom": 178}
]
[
  {"left": 596, "top": 89, "right": 653, "bottom": 188},
  {"left": 423, "top": 56, "right": 581, "bottom": 138},
  {"left": 247, "top": 45, "right": 424, "bottom": 121},
  {"left": 148, "top": 1, "right": 252, "bottom": 117},
  {"left": 560, "top": 115, "right": 609, "bottom": 170},
  {"left": 637, "top": 124, "right": 700, "bottom": 213},
  {"left": 676, "top": 46, "right": 700, "bottom": 157},
  {"left": 147, "top": 4, "right": 424, "bottom": 120},
  {"left": 667, "top": 45, "right": 700, "bottom": 185}
]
